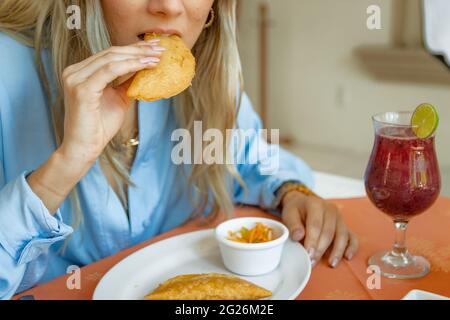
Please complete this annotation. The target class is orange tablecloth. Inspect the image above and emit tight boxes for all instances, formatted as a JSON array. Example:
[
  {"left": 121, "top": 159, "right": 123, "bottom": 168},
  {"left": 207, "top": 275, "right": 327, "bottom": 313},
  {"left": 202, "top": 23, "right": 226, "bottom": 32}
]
[{"left": 14, "top": 197, "right": 450, "bottom": 300}]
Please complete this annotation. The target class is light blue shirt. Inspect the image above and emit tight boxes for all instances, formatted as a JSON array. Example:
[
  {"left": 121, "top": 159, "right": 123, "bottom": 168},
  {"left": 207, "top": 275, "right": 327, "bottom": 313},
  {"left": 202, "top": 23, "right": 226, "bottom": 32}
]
[{"left": 0, "top": 32, "right": 313, "bottom": 299}]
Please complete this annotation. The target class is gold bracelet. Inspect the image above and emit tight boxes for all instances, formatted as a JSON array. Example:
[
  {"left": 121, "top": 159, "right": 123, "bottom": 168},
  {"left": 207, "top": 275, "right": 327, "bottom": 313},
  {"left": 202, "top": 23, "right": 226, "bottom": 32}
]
[{"left": 271, "top": 181, "right": 319, "bottom": 210}]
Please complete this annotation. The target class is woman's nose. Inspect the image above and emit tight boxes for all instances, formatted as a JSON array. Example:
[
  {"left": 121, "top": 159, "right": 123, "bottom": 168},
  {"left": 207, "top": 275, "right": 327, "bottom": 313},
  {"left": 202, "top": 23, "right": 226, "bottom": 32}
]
[{"left": 147, "top": 0, "right": 183, "bottom": 18}]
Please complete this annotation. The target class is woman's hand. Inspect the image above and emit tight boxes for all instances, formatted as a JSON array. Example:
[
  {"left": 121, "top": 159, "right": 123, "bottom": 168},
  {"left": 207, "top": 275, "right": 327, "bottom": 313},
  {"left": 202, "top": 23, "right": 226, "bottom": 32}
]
[
  {"left": 281, "top": 191, "right": 359, "bottom": 268},
  {"left": 26, "top": 40, "right": 165, "bottom": 214},
  {"left": 58, "top": 39, "right": 164, "bottom": 165}
]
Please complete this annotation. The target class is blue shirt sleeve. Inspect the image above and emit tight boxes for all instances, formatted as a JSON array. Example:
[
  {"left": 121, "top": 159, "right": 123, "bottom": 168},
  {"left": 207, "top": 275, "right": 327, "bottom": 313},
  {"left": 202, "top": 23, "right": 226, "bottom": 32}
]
[
  {"left": 232, "top": 92, "right": 314, "bottom": 211},
  {"left": 0, "top": 79, "right": 73, "bottom": 300}
]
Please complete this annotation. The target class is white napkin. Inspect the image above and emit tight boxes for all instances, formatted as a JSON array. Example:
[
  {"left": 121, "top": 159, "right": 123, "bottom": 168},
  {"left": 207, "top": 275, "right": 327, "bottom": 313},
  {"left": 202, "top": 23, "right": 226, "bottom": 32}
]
[{"left": 423, "top": 0, "right": 450, "bottom": 65}]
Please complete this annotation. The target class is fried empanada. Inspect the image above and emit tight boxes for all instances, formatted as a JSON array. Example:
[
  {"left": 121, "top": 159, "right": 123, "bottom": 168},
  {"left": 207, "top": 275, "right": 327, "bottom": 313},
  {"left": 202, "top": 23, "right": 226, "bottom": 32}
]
[
  {"left": 145, "top": 273, "right": 272, "bottom": 300},
  {"left": 127, "top": 33, "right": 196, "bottom": 102}
]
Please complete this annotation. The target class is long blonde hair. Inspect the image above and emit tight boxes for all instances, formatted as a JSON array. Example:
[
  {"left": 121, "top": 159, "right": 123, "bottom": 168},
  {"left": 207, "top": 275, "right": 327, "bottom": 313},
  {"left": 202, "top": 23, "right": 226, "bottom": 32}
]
[{"left": 0, "top": 0, "right": 244, "bottom": 225}]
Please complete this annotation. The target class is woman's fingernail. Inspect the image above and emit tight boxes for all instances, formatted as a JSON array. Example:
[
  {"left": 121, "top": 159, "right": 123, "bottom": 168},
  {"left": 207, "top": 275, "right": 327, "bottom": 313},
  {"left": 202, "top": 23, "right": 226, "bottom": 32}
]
[
  {"left": 292, "top": 230, "right": 303, "bottom": 241},
  {"left": 307, "top": 248, "right": 315, "bottom": 260},
  {"left": 151, "top": 45, "right": 166, "bottom": 52},
  {"left": 311, "top": 259, "right": 317, "bottom": 267},
  {"left": 346, "top": 252, "right": 353, "bottom": 260},
  {"left": 140, "top": 57, "right": 160, "bottom": 64},
  {"left": 330, "top": 258, "right": 339, "bottom": 268}
]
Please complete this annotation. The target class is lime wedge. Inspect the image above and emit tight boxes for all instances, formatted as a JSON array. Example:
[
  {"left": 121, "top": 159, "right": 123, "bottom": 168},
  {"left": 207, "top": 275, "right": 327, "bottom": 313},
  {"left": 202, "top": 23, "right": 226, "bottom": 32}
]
[{"left": 411, "top": 103, "right": 439, "bottom": 138}]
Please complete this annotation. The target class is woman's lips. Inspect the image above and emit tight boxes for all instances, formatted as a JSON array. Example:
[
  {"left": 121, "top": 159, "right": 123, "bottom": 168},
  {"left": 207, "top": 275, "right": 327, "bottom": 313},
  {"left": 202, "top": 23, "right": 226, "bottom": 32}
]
[{"left": 137, "top": 29, "right": 182, "bottom": 40}]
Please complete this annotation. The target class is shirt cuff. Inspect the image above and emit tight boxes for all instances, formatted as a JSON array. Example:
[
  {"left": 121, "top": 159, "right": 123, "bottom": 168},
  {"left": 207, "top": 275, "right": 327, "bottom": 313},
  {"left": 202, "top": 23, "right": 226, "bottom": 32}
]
[{"left": 0, "top": 171, "right": 73, "bottom": 264}]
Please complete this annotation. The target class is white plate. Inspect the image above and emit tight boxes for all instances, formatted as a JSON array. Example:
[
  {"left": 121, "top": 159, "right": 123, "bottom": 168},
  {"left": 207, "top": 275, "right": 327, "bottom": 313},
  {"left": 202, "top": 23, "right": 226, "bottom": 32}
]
[
  {"left": 402, "top": 289, "right": 450, "bottom": 300},
  {"left": 93, "top": 229, "right": 311, "bottom": 300}
]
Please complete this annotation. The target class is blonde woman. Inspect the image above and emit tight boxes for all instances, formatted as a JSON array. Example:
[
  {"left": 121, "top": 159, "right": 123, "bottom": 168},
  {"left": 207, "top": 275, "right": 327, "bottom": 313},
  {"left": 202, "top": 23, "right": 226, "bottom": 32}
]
[{"left": 0, "top": 0, "right": 358, "bottom": 299}]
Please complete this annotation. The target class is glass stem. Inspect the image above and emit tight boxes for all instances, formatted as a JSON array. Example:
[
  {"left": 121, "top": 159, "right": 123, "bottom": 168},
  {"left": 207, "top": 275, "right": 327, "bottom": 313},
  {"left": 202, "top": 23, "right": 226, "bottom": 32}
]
[{"left": 392, "top": 221, "right": 409, "bottom": 257}]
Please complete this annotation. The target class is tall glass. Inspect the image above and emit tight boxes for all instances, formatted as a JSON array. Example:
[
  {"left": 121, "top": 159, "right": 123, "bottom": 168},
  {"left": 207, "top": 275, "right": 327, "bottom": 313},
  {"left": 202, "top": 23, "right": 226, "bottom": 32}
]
[{"left": 364, "top": 111, "right": 441, "bottom": 279}]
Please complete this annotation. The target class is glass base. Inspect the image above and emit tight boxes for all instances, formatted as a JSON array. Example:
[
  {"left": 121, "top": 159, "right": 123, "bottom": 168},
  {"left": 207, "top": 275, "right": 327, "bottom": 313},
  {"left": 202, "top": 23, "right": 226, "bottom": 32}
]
[{"left": 368, "top": 250, "right": 430, "bottom": 279}]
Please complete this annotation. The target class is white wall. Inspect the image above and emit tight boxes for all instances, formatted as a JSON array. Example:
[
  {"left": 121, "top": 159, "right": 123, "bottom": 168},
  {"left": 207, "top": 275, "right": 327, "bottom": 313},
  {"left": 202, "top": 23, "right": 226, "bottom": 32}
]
[{"left": 238, "top": 0, "right": 450, "bottom": 168}]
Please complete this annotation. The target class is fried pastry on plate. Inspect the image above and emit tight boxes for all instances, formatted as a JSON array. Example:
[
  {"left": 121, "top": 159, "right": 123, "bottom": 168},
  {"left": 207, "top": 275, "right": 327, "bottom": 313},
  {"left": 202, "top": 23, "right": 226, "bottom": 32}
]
[
  {"left": 145, "top": 273, "right": 272, "bottom": 300},
  {"left": 127, "top": 33, "right": 196, "bottom": 102}
]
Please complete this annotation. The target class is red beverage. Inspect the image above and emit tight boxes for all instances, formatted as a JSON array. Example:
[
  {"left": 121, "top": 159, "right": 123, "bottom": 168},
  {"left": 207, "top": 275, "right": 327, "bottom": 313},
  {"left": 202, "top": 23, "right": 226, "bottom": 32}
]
[
  {"left": 365, "top": 127, "right": 440, "bottom": 221},
  {"left": 365, "top": 111, "right": 440, "bottom": 279}
]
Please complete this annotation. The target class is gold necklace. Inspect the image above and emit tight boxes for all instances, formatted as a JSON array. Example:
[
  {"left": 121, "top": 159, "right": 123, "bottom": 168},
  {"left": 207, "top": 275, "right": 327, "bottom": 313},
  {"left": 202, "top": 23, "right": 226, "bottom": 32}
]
[
  {"left": 122, "top": 137, "right": 139, "bottom": 147},
  {"left": 121, "top": 128, "right": 139, "bottom": 148}
]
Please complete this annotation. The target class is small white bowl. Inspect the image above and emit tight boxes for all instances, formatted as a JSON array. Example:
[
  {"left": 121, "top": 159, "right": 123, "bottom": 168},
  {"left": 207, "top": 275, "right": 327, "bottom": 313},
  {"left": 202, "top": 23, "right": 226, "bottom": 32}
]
[{"left": 215, "top": 217, "right": 289, "bottom": 276}]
